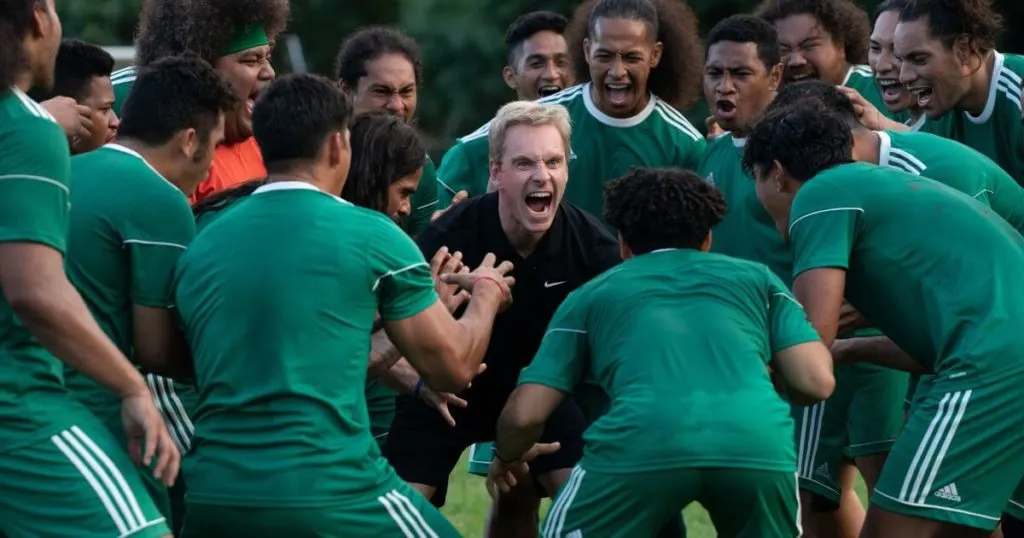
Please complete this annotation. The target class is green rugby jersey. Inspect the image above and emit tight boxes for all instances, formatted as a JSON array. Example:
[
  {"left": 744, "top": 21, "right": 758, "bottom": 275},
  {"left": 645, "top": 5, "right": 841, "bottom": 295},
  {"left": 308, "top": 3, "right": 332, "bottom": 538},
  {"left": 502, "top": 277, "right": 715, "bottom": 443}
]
[
  {"left": 401, "top": 155, "right": 438, "bottom": 237},
  {"left": 844, "top": 65, "right": 908, "bottom": 122},
  {"left": 0, "top": 88, "right": 86, "bottom": 450},
  {"left": 111, "top": 66, "right": 137, "bottom": 117},
  {"left": 699, "top": 134, "right": 792, "bottom": 286},
  {"left": 919, "top": 52, "right": 1024, "bottom": 183},
  {"left": 436, "top": 83, "right": 707, "bottom": 222},
  {"left": 519, "top": 249, "right": 819, "bottom": 473},
  {"left": 789, "top": 162, "right": 1024, "bottom": 376},
  {"left": 876, "top": 130, "right": 1024, "bottom": 233},
  {"left": 176, "top": 181, "right": 439, "bottom": 505},
  {"left": 63, "top": 143, "right": 196, "bottom": 451}
]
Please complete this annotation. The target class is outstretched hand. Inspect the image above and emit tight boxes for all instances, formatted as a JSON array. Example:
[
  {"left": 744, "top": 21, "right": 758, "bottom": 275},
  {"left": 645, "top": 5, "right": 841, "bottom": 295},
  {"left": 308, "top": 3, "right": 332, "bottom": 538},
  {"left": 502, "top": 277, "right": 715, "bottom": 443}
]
[
  {"left": 486, "top": 442, "right": 562, "bottom": 499},
  {"left": 441, "top": 253, "right": 515, "bottom": 311}
]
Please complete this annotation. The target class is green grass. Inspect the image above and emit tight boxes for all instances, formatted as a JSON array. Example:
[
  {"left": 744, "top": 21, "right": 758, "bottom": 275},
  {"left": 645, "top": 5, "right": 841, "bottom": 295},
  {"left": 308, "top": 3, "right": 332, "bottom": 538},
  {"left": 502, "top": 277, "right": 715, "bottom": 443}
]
[{"left": 441, "top": 451, "right": 869, "bottom": 537}]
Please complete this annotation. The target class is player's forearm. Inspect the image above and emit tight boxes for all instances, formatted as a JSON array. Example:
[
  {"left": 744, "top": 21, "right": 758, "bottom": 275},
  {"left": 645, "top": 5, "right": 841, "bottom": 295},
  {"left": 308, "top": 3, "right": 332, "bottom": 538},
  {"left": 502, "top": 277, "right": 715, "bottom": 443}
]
[
  {"left": 494, "top": 410, "right": 545, "bottom": 462},
  {"left": 11, "top": 279, "right": 149, "bottom": 397},
  {"left": 833, "top": 336, "right": 929, "bottom": 374},
  {"left": 446, "top": 286, "right": 504, "bottom": 380},
  {"left": 367, "top": 329, "right": 403, "bottom": 379},
  {"left": 377, "top": 359, "right": 422, "bottom": 395}
]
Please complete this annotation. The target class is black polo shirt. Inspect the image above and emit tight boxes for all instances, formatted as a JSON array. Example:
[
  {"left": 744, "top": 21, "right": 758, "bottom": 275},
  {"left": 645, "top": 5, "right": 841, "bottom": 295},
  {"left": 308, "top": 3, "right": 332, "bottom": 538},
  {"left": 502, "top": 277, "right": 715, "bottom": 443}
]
[{"left": 416, "top": 192, "right": 621, "bottom": 410}]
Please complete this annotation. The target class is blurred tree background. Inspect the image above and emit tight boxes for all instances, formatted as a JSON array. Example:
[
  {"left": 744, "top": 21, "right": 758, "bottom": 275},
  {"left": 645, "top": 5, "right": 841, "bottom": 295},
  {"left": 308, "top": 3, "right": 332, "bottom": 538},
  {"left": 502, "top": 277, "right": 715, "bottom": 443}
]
[{"left": 61, "top": 0, "right": 1024, "bottom": 154}]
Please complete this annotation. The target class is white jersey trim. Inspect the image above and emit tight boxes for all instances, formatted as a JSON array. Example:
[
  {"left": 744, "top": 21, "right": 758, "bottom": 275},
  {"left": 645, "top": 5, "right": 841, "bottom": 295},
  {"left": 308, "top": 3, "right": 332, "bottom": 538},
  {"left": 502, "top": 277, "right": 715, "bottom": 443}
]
[
  {"left": 788, "top": 207, "right": 865, "bottom": 236},
  {"left": 103, "top": 143, "right": 181, "bottom": 192},
  {"left": 581, "top": 82, "right": 656, "bottom": 127},
  {"left": 253, "top": 180, "right": 352, "bottom": 205},
  {"left": 965, "top": 52, "right": 1006, "bottom": 124},
  {"left": 654, "top": 101, "right": 702, "bottom": 141}
]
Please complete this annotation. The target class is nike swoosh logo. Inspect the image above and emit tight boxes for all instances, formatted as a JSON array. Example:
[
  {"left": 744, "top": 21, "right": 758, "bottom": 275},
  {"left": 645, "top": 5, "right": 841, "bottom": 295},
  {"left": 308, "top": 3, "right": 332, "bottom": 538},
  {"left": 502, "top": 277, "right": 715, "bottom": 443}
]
[{"left": 544, "top": 281, "right": 567, "bottom": 288}]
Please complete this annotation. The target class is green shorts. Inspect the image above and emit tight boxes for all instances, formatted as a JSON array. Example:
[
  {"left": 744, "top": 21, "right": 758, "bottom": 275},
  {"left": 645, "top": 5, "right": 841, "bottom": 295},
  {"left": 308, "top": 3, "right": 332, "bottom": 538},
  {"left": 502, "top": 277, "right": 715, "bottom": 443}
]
[
  {"left": 794, "top": 362, "right": 909, "bottom": 504},
  {"left": 541, "top": 464, "right": 800, "bottom": 538},
  {"left": 182, "top": 479, "right": 459, "bottom": 538},
  {"left": 467, "top": 442, "right": 492, "bottom": 476},
  {"left": 872, "top": 372, "right": 1024, "bottom": 531},
  {"left": 0, "top": 418, "right": 170, "bottom": 538}
]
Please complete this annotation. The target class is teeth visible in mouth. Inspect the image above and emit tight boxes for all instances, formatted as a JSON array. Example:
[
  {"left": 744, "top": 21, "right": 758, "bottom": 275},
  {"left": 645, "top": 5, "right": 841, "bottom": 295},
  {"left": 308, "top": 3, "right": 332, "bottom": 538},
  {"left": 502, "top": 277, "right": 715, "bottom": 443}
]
[
  {"left": 539, "top": 85, "right": 560, "bottom": 93},
  {"left": 526, "top": 192, "right": 552, "bottom": 200},
  {"left": 607, "top": 83, "right": 629, "bottom": 90},
  {"left": 878, "top": 79, "right": 899, "bottom": 88}
]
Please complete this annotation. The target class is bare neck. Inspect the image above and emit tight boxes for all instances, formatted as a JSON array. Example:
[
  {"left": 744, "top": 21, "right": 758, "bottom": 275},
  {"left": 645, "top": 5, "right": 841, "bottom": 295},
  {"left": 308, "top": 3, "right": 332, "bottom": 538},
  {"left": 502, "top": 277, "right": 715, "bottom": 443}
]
[
  {"left": 851, "top": 129, "right": 881, "bottom": 165},
  {"left": 961, "top": 52, "right": 998, "bottom": 116}
]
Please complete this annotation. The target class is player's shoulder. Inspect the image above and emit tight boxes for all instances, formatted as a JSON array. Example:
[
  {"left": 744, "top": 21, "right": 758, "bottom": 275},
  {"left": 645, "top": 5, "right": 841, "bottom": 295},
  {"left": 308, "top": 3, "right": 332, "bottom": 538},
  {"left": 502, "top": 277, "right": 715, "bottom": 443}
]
[
  {"left": 0, "top": 88, "right": 60, "bottom": 131},
  {"left": 845, "top": 64, "right": 875, "bottom": 84},
  {"left": 994, "top": 53, "right": 1023, "bottom": 116},
  {"left": 457, "top": 85, "right": 586, "bottom": 145},
  {"left": 111, "top": 66, "right": 138, "bottom": 87},
  {"left": 650, "top": 96, "right": 703, "bottom": 142}
]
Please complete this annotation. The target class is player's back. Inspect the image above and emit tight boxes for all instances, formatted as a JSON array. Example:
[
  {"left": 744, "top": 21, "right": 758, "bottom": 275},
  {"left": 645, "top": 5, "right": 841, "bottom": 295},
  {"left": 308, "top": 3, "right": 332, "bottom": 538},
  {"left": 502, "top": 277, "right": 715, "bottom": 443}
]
[
  {"left": 564, "top": 249, "right": 804, "bottom": 473},
  {"left": 791, "top": 163, "right": 1024, "bottom": 377},
  {"left": 920, "top": 52, "right": 1024, "bottom": 183},
  {"left": 175, "top": 182, "right": 420, "bottom": 504},
  {"left": 878, "top": 130, "right": 1024, "bottom": 233},
  {"left": 700, "top": 134, "right": 792, "bottom": 285}
]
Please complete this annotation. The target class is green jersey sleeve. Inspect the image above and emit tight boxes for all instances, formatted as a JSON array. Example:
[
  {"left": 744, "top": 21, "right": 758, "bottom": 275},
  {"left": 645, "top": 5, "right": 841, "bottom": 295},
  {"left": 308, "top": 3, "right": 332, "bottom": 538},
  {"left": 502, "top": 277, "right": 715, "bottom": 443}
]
[
  {"left": 436, "top": 137, "right": 490, "bottom": 208},
  {"left": 518, "top": 290, "right": 589, "bottom": 393},
  {"left": 366, "top": 216, "right": 439, "bottom": 321},
  {"left": 404, "top": 156, "right": 439, "bottom": 236},
  {"left": 0, "top": 118, "right": 72, "bottom": 252},
  {"left": 766, "top": 268, "right": 820, "bottom": 355},
  {"left": 125, "top": 191, "right": 196, "bottom": 307},
  {"left": 788, "top": 180, "right": 861, "bottom": 278}
]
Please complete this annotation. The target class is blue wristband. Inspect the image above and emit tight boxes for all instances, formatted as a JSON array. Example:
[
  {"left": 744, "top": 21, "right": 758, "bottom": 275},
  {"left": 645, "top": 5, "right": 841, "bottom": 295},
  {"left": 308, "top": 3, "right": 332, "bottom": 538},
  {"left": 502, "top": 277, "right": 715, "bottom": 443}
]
[{"left": 414, "top": 379, "right": 425, "bottom": 397}]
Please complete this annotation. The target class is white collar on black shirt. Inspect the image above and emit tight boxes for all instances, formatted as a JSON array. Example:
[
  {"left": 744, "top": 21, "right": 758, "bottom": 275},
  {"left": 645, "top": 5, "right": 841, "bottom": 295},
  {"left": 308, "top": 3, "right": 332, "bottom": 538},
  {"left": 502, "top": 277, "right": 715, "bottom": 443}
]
[{"left": 252, "top": 180, "right": 352, "bottom": 205}]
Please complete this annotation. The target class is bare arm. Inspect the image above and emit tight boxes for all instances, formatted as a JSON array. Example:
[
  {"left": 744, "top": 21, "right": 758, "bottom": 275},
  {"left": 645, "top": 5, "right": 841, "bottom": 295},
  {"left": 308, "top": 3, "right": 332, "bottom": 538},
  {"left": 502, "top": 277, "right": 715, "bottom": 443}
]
[
  {"left": 832, "top": 336, "right": 930, "bottom": 374},
  {"left": 1, "top": 243, "right": 148, "bottom": 397},
  {"left": 366, "top": 329, "right": 403, "bottom": 380},
  {"left": 771, "top": 342, "right": 836, "bottom": 405},
  {"left": 792, "top": 268, "right": 846, "bottom": 348},
  {"left": 132, "top": 305, "right": 194, "bottom": 380},
  {"left": 494, "top": 383, "right": 565, "bottom": 462}
]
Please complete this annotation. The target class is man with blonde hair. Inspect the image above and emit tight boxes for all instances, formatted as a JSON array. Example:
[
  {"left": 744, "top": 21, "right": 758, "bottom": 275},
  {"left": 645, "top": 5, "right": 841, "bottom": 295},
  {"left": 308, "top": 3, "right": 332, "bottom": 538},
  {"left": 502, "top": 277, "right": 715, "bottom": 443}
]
[{"left": 384, "top": 100, "right": 622, "bottom": 538}]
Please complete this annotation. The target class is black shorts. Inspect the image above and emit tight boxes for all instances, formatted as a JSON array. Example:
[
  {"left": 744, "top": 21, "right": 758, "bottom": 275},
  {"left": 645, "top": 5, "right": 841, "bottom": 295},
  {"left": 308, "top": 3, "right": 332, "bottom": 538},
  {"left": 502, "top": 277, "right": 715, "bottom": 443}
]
[{"left": 383, "top": 392, "right": 586, "bottom": 507}]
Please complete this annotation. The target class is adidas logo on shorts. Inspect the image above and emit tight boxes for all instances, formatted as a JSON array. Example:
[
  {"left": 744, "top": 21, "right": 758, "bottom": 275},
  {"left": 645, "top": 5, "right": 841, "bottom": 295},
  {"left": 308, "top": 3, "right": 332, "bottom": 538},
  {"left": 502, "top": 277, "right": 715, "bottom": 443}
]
[
  {"left": 933, "top": 483, "right": 962, "bottom": 503},
  {"left": 815, "top": 463, "right": 830, "bottom": 478}
]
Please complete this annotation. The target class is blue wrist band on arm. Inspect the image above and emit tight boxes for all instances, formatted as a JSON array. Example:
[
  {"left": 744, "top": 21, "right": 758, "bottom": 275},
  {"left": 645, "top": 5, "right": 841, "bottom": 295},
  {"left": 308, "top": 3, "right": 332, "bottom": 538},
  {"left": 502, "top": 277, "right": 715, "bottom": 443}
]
[{"left": 414, "top": 379, "right": 425, "bottom": 397}]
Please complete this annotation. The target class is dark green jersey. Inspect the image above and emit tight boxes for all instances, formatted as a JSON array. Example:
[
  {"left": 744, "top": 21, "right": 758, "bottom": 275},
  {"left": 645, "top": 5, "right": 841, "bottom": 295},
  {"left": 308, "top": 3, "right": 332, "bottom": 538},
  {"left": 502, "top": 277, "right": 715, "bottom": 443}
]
[
  {"left": 437, "top": 83, "right": 707, "bottom": 223},
  {"left": 877, "top": 130, "right": 1024, "bottom": 233},
  {"left": 402, "top": 155, "right": 437, "bottom": 236},
  {"left": 699, "top": 134, "right": 792, "bottom": 286},
  {"left": 63, "top": 144, "right": 196, "bottom": 449},
  {"left": 111, "top": 66, "right": 137, "bottom": 117},
  {"left": 176, "top": 181, "right": 438, "bottom": 506},
  {"left": 520, "top": 249, "right": 820, "bottom": 473},
  {"left": 919, "top": 52, "right": 1024, "bottom": 183},
  {"left": 789, "top": 162, "right": 1024, "bottom": 376}
]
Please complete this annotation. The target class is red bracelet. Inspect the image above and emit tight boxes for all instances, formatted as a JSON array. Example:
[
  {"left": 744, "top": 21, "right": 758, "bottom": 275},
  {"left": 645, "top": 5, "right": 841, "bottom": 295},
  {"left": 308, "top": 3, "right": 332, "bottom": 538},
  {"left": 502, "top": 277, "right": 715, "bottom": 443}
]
[{"left": 472, "top": 275, "right": 508, "bottom": 301}]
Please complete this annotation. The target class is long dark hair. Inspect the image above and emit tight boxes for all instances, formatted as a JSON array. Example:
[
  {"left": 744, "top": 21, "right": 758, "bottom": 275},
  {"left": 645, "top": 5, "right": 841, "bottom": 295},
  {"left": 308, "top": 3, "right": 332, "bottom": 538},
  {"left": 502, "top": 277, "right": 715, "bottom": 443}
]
[
  {"left": 191, "top": 178, "right": 268, "bottom": 219},
  {"left": 341, "top": 111, "right": 426, "bottom": 214}
]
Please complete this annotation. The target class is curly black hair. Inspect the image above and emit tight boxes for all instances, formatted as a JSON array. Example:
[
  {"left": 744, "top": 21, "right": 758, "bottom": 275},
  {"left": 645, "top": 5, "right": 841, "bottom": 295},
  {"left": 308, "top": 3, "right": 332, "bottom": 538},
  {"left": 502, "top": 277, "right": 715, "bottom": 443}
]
[
  {"left": 899, "top": 0, "right": 1002, "bottom": 54},
  {"left": 192, "top": 178, "right": 267, "bottom": 219},
  {"left": 707, "top": 14, "right": 781, "bottom": 70},
  {"left": 37, "top": 39, "right": 115, "bottom": 102},
  {"left": 770, "top": 79, "right": 860, "bottom": 128},
  {"left": 755, "top": 0, "right": 871, "bottom": 65},
  {"left": 743, "top": 101, "right": 854, "bottom": 182},
  {"left": 341, "top": 110, "right": 426, "bottom": 214},
  {"left": 566, "top": 0, "right": 704, "bottom": 110},
  {"left": 605, "top": 167, "right": 727, "bottom": 253},
  {"left": 119, "top": 54, "right": 239, "bottom": 148},
  {"left": 0, "top": 0, "right": 40, "bottom": 89},
  {"left": 505, "top": 11, "right": 569, "bottom": 66},
  {"left": 136, "top": 0, "right": 290, "bottom": 67},
  {"left": 334, "top": 26, "right": 422, "bottom": 89}
]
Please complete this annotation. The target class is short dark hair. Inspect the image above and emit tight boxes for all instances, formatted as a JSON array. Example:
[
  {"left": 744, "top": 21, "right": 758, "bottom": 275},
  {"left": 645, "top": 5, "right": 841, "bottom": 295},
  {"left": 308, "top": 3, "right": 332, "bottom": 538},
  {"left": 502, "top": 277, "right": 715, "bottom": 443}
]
[
  {"left": 136, "top": 0, "right": 290, "bottom": 67},
  {"left": 335, "top": 26, "right": 422, "bottom": 89},
  {"left": 505, "top": 11, "right": 569, "bottom": 65},
  {"left": 341, "top": 111, "right": 426, "bottom": 215},
  {"left": 755, "top": 0, "right": 871, "bottom": 65},
  {"left": 0, "top": 0, "right": 41, "bottom": 89},
  {"left": 873, "top": 0, "right": 910, "bottom": 25},
  {"left": 605, "top": 167, "right": 727, "bottom": 253},
  {"left": 118, "top": 54, "right": 238, "bottom": 148},
  {"left": 41, "top": 39, "right": 114, "bottom": 102},
  {"left": 566, "top": 0, "right": 704, "bottom": 110},
  {"left": 707, "top": 14, "right": 781, "bottom": 70},
  {"left": 770, "top": 79, "right": 860, "bottom": 128},
  {"left": 898, "top": 0, "right": 1002, "bottom": 53},
  {"left": 253, "top": 73, "right": 353, "bottom": 174},
  {"left": 743, "top": 101, "right": 854, "bottom": 182}
]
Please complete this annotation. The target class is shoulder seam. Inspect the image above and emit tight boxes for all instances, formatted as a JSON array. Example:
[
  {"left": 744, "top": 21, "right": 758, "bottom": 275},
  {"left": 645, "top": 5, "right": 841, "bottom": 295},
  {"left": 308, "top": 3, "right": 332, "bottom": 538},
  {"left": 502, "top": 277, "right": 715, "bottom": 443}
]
[{"left": 653, "top": 102, "right": 701, "bottom": 141}]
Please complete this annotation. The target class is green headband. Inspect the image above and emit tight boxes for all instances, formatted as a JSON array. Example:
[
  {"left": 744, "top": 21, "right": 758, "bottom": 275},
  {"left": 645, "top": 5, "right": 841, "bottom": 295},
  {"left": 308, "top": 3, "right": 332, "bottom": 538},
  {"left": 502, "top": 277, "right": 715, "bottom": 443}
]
[{"left": 221, "top": 25, "right": 269, "bottom": 56}]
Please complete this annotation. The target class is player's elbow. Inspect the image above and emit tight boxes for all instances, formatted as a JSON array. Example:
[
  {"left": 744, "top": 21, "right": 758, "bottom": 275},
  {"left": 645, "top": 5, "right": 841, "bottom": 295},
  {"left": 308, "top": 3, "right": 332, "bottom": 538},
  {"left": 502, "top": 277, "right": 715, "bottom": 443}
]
[
  {"left": 416, "top": 344, "right": 476, "bottom": 394},
  {"left": 5, "top": 280, "right": 59, "bottom": 325},
  {"left": 774, "top": 341, "right": 836, "bottom": 405}
]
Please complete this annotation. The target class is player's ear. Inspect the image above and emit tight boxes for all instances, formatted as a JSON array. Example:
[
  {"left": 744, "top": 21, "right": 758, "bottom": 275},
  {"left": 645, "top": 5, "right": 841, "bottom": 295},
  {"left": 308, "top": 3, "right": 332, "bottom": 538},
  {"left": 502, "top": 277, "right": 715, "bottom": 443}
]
[
  {"left": 768, "top": 63, "right": 783, "bottom": 93},
  {"left": 583, "top": 38, "right": 593, "bottom": 65},
  {"left": 650, "top": 41, "right": 664, "bottom": 69},
  {"left": 502, "top": 66, "right": 518, "bottom": 91},
  {"left": 488, "top": 158, "right": 501, "bottom": 189},
  {"left": 326, "top": 129, "right": 348, "bottom": 167},
  {"left": 771, "top": 159, "right": 787, "bottom": 192},
  {"left": 177, "top": 127, "right": 199, "bottom": 160},
  {"left": 952, "top": 35, "right": 975, "bottom": 73},
  {"left": 617, "top": 232, "right": 633, "bottom": 261},
  {"left": 700, "top": 231, "right": 712, "bottom": 253}
]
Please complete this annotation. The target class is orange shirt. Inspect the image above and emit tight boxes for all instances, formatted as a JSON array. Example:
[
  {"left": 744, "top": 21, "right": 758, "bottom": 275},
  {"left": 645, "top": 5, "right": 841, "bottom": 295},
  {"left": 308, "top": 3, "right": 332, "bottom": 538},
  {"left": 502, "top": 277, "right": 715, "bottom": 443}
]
[{"left": 189, "top": 137, "right": 267, "bottom": 205}]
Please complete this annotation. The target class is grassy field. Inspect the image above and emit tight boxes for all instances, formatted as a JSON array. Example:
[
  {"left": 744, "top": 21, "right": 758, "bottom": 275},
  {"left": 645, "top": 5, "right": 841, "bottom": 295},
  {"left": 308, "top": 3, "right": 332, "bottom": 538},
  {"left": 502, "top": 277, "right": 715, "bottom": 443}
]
[{"left": 441, "top": 451, "right": 869, "bottom": 537}]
